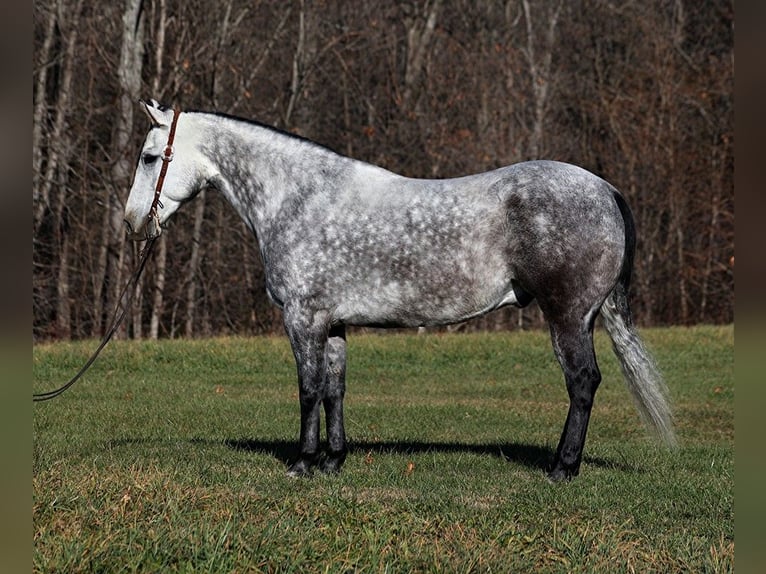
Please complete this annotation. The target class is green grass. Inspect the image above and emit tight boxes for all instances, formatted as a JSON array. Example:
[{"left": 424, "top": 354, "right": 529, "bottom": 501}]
[{"left": 33, "top": 326, "right": 733, "bottom": 573}]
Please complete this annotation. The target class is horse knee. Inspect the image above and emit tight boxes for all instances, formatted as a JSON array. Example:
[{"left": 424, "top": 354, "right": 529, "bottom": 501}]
[{"left": 298, "top": 387, "right": 322, "bottom": 406}]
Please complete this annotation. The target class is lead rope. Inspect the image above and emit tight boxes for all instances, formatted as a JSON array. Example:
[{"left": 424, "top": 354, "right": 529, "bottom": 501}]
[
  {"left": 33, "top": 238, "right": 156, "bottom": 401},
  {"left": 33, "top": 108, "right": 181, "bottom": 402}
]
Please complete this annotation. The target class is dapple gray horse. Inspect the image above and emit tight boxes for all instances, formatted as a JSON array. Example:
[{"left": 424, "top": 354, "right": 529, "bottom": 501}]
[{"left": 125, "top": 99, "right": 675, "bottom": 481}]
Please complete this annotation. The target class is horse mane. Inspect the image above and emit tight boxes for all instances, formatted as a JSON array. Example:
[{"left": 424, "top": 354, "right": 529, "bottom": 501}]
[{"left": 186, "top": 109, "right": 344, "bottom": 158}]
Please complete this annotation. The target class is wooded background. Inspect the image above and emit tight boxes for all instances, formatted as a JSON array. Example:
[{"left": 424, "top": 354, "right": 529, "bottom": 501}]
[{"left": 32, "top": 0, "right": 733, "bottom": 340}]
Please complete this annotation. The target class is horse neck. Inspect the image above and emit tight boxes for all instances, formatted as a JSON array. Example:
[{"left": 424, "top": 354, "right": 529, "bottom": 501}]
[{"left": 193, "top": 112, "right": 352, "bottom": 238}]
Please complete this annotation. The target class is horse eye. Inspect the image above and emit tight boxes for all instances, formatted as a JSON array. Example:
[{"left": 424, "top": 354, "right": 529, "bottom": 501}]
[{"left": 143, "top": 154, "right": 159, "bottom": 165}]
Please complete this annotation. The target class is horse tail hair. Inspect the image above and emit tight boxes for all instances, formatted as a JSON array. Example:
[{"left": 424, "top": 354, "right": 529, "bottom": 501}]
[{"left": 600, "top": 190, "right": 677, "bottom": 448}]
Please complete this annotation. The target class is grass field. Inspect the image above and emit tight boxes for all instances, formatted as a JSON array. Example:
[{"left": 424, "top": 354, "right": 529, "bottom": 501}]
[{"left": 33, "top": 325, "right": 733, "bottom": 573}]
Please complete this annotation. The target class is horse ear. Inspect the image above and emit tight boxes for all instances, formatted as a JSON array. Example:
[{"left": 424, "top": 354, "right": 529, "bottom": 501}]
[{"left": 139, "top": 98, "right": 172, "bottom": 127}]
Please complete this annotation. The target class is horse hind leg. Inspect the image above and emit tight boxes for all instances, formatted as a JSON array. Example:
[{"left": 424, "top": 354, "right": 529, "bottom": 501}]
[
  {"left": 319, "top": 325, "right": 348, "bottom": 474},
  {"left": 546, "top": 315, "right": 602, "bottom": 482}
]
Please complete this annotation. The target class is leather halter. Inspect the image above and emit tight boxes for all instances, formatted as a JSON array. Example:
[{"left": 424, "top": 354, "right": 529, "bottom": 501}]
[{"left": 150, "top": 108, "right": 181, "bottom": 225}]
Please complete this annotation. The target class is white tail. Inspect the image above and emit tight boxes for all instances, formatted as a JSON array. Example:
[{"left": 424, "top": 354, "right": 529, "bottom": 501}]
[{"left": 601, "top": 287, "right": 677, "bottom": 447}]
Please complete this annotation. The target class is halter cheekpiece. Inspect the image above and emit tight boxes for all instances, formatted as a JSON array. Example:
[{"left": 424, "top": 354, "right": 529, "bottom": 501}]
[{"left": 150, "top": 108, "right": 181, "bottom": 224}]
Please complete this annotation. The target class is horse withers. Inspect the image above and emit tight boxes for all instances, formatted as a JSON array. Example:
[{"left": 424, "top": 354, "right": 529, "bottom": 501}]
[{"left": 124, "top": 99, "right": 675, "bottom": 481}]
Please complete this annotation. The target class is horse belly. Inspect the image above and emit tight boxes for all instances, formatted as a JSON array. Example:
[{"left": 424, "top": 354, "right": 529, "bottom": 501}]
[{"left": 332, "top": 254, "right": 516, "bottom": 328}]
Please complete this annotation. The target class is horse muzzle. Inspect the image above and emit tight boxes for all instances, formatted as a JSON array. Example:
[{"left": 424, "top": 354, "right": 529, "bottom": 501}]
[{"left": 124, "top": 213, "right": 162, "bottom": 241}]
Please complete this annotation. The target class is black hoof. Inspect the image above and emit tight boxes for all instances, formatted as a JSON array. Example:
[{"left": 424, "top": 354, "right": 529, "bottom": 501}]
[
  {"left": 547, "top": 464, "right": 578, "bottom": 483},
  {"left": 319, "top": 450, "right": 347, "bottom": 474},
  {"left": 286, "top": 458, "right": 314, "bottom": 478}
]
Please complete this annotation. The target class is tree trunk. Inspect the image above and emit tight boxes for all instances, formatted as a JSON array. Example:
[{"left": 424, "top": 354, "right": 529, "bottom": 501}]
[
  {"left": 35, "top": 0, "right": 83, "bottom": 233},
  {"left": 32, "top": 3, "right": 57, "bottom": 234},
  {"left": 184, "top": 189, "right": 207, "bottom": 338},
  {"left": 55, "top": 233, "right": 71, "bottom": 339},
  {"left": 521, "top": 0, "right": 563, "bottom": 158},
  {"left": 402, "top": 0, "right": 441, "bottom": 108},
  {"left": 149, "top": 235, "right": 168, "bottom": 339},
  {"left": 104, "top": 0, "right": 145, "bottom": 339},
  {"left": 285, "top": 0, "right": 309, "bottom": 127},
  {"left": 44, "top": 0, "right": 83, "bottom": 337},
  {"left": 145, "top": 0, "right": 168, "bottom": 339}
]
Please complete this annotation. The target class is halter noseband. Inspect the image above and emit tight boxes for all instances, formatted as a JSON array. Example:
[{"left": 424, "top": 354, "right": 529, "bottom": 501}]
[{"left": 149, "top": 107, "right": 181, "bottom": 232}]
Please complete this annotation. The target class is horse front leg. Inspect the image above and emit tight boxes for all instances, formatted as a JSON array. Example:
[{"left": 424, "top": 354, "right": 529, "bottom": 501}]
[
  {"left": 283, "top": 303, "right": 330, "bottom": 477},
  {"left": 320, "top": 325, "right": 347, "bottom": 474}
]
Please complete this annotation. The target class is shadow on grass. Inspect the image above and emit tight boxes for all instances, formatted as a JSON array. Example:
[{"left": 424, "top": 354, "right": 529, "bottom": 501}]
[
  {"left": 102, "top": 436, "right": 639, "bottom": 474},
  {"left": 223, "top": 438, "right": 639, "bottom": 473}
]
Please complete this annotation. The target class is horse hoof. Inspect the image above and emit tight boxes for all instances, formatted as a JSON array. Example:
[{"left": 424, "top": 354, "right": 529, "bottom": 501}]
[
  {"left": 546, "top": 466, "right": 576, "bottom": 483},
  {"left": 318, "top": 448, "right": 347, "bottom": 475},
  {"left": 286, "top": 459, "right": 314, "bottom": 478},
  {"left": 319, "top": 457, "right": 345, "bottom": 475}
]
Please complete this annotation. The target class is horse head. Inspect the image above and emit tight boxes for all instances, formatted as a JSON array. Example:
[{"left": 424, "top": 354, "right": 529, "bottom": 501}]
[{"left": 124, "top": 99, "right": 211, "bottom": 240}]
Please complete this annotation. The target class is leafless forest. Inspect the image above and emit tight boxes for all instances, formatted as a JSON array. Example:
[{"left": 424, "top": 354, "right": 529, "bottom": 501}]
[{"left": 32, "top": 0, "right": 733, "bottom": 340}]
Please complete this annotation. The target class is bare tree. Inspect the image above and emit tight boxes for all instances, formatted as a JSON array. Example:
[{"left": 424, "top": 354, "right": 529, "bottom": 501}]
[
  {"left": 402, "top": 0, "right": 441, "bottom": 109},
  {"left": 32, "top": 0, "right": 86, "bottom": 338},
  {"left": 91, "top": 0, "right": 146, "bottom": 340},
  {"left": 520, "top": 0, "right": 563, "bottom": 158},
  {"left": 147, "top": 0, "right": 169, "bottom": 339},
  {"left": 32, "top": 3, "right": 57, "bottom": 234},
  {"left": 32, "top": 0, "right": 734, "bottom": 340},
  {"left": 184, "top": 190, "right": 206, "bottom": 337}
]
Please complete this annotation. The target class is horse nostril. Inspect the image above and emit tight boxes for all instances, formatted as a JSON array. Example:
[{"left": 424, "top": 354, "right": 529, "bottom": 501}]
[{"left": 124, "top": 219, "right": 134, "bottom": 235}]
